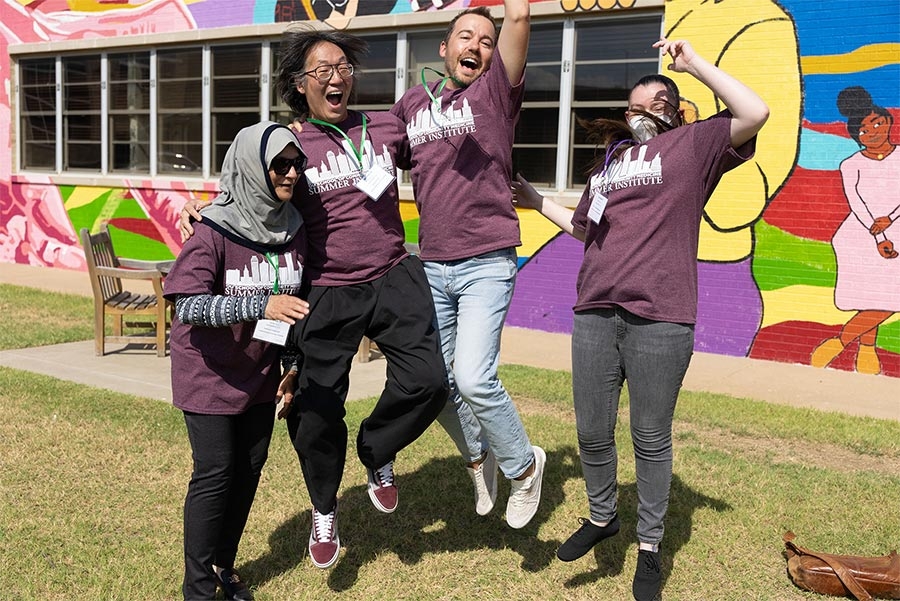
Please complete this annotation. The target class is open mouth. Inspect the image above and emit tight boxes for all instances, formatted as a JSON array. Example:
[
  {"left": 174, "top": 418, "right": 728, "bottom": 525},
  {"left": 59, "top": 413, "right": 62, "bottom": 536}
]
[
  {"left": 325, "top": 90, "right": 344, "bottom": 108},
  {"left": 459, "top": 56, "right": 480, "bottom": 73}
]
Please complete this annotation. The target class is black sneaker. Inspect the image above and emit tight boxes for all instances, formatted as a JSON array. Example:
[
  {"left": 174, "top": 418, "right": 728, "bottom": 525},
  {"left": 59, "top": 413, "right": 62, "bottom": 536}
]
[
  {"left": 213, "top": 566, "right": 254, "bottom": 601},
  {"left": 556, "top": 515, "right": 620, "bottom": 562},
  {"left": 632, "top": 548, "right": 662, "bottom": 601}
]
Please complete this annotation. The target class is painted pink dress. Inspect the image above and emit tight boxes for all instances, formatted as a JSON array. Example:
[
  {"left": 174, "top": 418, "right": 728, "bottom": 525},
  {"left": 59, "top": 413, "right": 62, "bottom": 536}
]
[{"left": 834, "top": 150, "right": 900, "bottom": 311}]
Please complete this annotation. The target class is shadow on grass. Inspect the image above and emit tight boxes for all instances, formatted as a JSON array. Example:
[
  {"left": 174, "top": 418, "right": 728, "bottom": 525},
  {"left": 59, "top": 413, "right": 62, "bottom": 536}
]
[
  {"left": 240, "top": 446, "right": 583, "bottom": 591},
  {"left": 561, "top": 474, "right": 732, "bottom": 593},
  {"left": 238, "top": 451, "right": 730, "bottom": 594}
]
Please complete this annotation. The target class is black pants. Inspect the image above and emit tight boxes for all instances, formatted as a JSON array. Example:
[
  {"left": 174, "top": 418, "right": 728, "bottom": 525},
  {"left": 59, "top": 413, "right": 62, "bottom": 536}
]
[
  {"left": 182, "top": 402, "right": 274, "bottom": 600},
  {"left": 286, "top": 256, "right": 448, "bottom": 512}
]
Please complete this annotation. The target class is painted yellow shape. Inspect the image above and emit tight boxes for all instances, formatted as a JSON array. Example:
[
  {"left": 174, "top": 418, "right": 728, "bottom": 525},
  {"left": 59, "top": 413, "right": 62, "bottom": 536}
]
[
  {"left": 517, "top": 209, "right": 569, "bottom": 258},
  {"left": 666, "top": 0, "right": 800, "bottom": 263},
  {"left": 399, "top": 201, "right": 420, "bottom": 223},
  {"left": 760, "top": 285, "right": 900, "bottom": 328},
  {"left": 64, "top": 186, "right": 114, "bottom": 210},
  {"left": 801, "top": 44, "right": 900, "bottom": 75}
]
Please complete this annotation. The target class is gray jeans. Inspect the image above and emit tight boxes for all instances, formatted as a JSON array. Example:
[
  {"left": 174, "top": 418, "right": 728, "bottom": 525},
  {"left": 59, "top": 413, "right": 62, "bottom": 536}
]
[{"left": 572, "top": 307, "right": 694, "bottom": 545}]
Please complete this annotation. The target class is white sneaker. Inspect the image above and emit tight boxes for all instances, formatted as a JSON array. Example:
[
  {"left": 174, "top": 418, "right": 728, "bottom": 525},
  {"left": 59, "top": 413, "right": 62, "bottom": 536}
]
[
  {"left": 466, "top": 448, "right": 498, "bottom": 516},
  {"left": 506, "top": 446, "right": 546, "bottom": 529}
]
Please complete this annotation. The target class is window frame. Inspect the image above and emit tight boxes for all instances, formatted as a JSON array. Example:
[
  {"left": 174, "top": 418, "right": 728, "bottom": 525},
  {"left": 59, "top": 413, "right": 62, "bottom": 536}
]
[{"left": 12, "top": 10, "right": 663, "bottom": 192}]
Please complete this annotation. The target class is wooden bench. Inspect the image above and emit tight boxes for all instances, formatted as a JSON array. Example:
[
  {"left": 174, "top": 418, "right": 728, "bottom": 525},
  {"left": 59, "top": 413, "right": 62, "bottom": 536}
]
[{"left": 79, "top": 224, "right": 171, "bottom": 357}]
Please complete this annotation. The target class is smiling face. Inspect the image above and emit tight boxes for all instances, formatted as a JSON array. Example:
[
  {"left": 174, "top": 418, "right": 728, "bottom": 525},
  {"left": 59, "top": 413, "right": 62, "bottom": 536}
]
[
  {"left": 858, "top": 111, "right": 892, "bottom": 150},
  {"left": 268, "top": 144, "right": 302, "bottom": 203},
  {"left": 439, "top": 13, "right": 497, "bottom": 89},
  {"left": 295, "top": 41, "right": 353, "bottom": 124}
]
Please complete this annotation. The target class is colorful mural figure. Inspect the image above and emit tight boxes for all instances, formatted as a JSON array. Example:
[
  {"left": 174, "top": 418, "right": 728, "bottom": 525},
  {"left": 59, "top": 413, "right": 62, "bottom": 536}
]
[
  {"left": 0, "top": 0, "right": 202, "bottom": 264},
  {"left": 664, "top": 0, "right": 801, "bottom": 357},
  {"left": 1, "top": 0, "right": 898, "bottom": 378},
  {"left": 748, "top": 0, "right": 900, "bottom": 377},
  {"left": 809, "top": 87, "right": 899, "bottom": 375}
]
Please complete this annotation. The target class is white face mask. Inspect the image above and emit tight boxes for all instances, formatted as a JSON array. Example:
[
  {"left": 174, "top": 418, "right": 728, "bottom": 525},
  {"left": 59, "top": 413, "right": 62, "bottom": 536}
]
[{"left": 628, "top": 112, "right": 674, "bottom": 143}]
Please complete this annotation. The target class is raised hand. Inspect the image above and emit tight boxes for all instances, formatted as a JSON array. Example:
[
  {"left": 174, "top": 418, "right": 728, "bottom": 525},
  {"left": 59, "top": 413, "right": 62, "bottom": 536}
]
[{"left": 653, "top": 38, "right": 698, "bottom": 74}]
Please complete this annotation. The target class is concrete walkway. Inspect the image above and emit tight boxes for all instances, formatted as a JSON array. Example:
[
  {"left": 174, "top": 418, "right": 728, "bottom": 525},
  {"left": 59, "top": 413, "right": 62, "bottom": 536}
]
[{"left": 1, "top": 262, "right": 897, "bottom": 421}]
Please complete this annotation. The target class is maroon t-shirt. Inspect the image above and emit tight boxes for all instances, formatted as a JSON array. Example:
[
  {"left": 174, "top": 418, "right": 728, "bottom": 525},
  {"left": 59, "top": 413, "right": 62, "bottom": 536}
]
[
  {"left": 391, "top": 49, "right": 523, "bottom": 261},
  {"left": 164, "top": 222, "right": 307, "bottom": 414},
  {"left": 292, "top": 111, "right": 409, "bottom": 286},
  {"left": 572, "top": 111, "right": 755, "bottom": 324}
]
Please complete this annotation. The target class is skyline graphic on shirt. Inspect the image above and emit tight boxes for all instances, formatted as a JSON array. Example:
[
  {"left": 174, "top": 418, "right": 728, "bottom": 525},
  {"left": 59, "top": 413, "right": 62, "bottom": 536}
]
[
  {"left": 593, "top": 145, "right": 663, "bottom": 196},
  {"left": 406, "top": 96, "right": 477, "bottom": 146},
  {"left": 224, "top": 253, "right": 303, "bottom": 296},
  {"left": 304, "top": 139, "right": 394, "bottom": 194}
]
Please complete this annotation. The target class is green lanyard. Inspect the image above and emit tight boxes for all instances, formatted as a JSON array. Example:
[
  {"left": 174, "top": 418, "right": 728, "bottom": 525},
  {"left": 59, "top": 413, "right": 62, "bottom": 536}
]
[
  {"left": 264, "top": 252, "right": 280, "bottom": 294},
  {"left": 307, "top": 113, "right": 368, "bottom": 170},
  {"left": 421, "top": 67, "right": 450, "bottom": 108}
]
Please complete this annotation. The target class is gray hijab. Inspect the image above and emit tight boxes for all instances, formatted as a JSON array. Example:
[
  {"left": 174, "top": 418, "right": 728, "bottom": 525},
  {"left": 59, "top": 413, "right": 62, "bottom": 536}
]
[{"left": 202, "top": 121, "right": 305, "bottom": 246}]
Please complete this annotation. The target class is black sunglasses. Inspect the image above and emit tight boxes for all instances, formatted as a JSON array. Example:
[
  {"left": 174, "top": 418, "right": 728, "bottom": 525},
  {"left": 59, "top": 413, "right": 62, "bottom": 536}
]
[{"left": 269, "top": 155, "right": 306, "bottom": 176}]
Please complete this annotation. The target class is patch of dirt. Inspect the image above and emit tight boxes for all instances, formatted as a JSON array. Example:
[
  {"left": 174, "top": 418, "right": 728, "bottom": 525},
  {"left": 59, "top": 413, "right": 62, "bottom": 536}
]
[
  {"left": 674, "top": 423, "right": 900, "bottom": 477},
  {"left": 514, "top": 395, "right": 900, "bottom": 477}
]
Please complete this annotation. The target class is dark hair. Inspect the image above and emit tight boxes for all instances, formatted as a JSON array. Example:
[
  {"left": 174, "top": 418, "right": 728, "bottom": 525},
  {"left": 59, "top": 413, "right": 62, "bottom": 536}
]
[
  {"left": 578, "top": 74, "right": 684, "bottom": 174},
  {"left": 444, "top": 7, "right": 500, "bottom": 44},
  {"left": 837, "top": 86, "right": 892, "bottom": 146},
  {"left": 276, "top": 26, "right": 368, "bottom": 121}
]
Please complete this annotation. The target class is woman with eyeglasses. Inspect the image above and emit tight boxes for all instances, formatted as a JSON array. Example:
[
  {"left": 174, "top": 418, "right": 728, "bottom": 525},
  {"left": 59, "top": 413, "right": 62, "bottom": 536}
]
[
  {"left": 511, "top": 38, "right": 768, "bottom": 601},
  {"left": 164, "top": 121, "right": 310, "bottom": 600}
]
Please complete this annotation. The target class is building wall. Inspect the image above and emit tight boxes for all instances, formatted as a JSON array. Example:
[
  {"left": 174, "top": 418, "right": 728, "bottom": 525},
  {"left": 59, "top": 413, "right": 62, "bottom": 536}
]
[{"left": 1, "top": 0, "right": 898, "bottom": 378}]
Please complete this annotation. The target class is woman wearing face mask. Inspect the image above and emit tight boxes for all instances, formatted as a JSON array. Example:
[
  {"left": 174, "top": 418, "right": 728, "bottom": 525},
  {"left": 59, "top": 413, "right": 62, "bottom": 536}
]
[{"left": 511, "top": 38, "right": 768, "bottom": 601}]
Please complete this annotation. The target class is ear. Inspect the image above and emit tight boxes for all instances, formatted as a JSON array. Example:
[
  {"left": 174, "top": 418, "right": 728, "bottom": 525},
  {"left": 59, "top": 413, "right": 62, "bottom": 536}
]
[
  {"left": 439, "top": 40, "right": 447, "bottom": 59},
  {"left": 295, "top": 75, "right": 306, "bottom": 96}
]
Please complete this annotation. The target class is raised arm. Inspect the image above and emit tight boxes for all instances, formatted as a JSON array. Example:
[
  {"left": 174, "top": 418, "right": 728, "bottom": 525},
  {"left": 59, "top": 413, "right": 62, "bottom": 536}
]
[
  {"left": 654, "top": 38, "right": 769, "bottom": 148},
  {"left": 497, "top": 0, "right": 530, "bottom": 85},
  {"left": 511, "top": 173, "right": 585, "bottom": 242}
]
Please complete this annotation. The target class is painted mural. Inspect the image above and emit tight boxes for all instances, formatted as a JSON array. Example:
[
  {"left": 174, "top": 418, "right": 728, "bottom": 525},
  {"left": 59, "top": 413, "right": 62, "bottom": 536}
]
[{"left": 1, "top": 0, "right": 898, "bottom": 377}]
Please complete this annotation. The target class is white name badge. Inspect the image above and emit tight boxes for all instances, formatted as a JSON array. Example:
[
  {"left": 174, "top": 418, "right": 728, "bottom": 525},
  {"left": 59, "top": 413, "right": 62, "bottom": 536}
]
[
  {"left": 252, "top": 319, "right": 290, "bottom": 346},
  {"left": 355, "top": 164, "right": 395, "bottom": 201},
  {"left": 588, "top": 191, "right": 609, "bottom": 224}
]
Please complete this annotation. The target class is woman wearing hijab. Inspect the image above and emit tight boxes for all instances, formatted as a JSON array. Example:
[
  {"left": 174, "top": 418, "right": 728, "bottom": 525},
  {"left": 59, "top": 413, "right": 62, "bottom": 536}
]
[{"left": 164, "top": 121, "right": 311, "bottom": 601}]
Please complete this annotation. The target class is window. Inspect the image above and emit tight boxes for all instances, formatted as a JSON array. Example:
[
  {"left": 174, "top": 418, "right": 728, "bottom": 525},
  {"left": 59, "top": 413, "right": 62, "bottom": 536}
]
[
  {"left": 211, "top": 44, "right": 261, "bottom": 173},
  {"left": 351, "top": 34, "right": 396, "bottom": 110},
  {"left": 109, "top": 52, "right": 150, "bottom": 173},
  {"left": 569, "top": 16, "right": 661, "bottom": 187},
  {"left": 19, "top": 58, "right": 56, "bottom": 170},
  {"left": 157, "top": 47, "right": 203, "bottom": 175},
  {"left": 63, "top": 55, "right": 102, "bottom": 170},
  {"left": 13, "top": 11, "right": 662, "bottom": 188},
  {"left": 513, "top": 23, "right": 563, "bottom": 188}
]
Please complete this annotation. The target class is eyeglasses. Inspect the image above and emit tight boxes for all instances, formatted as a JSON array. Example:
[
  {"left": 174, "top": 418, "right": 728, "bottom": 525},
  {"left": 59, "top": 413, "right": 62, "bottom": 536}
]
[
  {"left": 269, "top": 155, "right": 306, "bottom": 176},
  {"left": 301, "top": 62, "right": 354, "bottom": 83}
]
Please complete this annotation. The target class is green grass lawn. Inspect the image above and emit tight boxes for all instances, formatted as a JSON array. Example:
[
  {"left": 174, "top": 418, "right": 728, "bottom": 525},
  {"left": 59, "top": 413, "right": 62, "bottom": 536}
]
[{"left": 1, "top": 284, "right": 898, "bottom": 600}]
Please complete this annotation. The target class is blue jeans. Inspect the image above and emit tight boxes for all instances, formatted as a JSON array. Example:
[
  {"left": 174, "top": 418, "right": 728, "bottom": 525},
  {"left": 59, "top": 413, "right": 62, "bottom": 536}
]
[
  {"left": 572, "top": 308, "right": 694, "bottom": 545},
  {"left": 424, "top": 248, "right": 534, "bottom": 479}
]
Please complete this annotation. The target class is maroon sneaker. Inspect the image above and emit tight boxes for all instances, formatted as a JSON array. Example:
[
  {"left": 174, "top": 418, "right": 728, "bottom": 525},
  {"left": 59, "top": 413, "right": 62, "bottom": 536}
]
[
  {"left": 367, "top": 461, "right": 398, "bottom": 513},
  {"left": 308, "top": 504, "right": 340, "bottom": 569}
]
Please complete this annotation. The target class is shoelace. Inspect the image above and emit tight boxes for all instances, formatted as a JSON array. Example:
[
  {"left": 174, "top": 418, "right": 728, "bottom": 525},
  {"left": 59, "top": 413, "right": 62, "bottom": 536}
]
[
  {"left": 373, "top": 462, "right": 394, "bottom": 487},
  {"left": 313, "top": 509, "right": 335, "bottom": 541}
]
